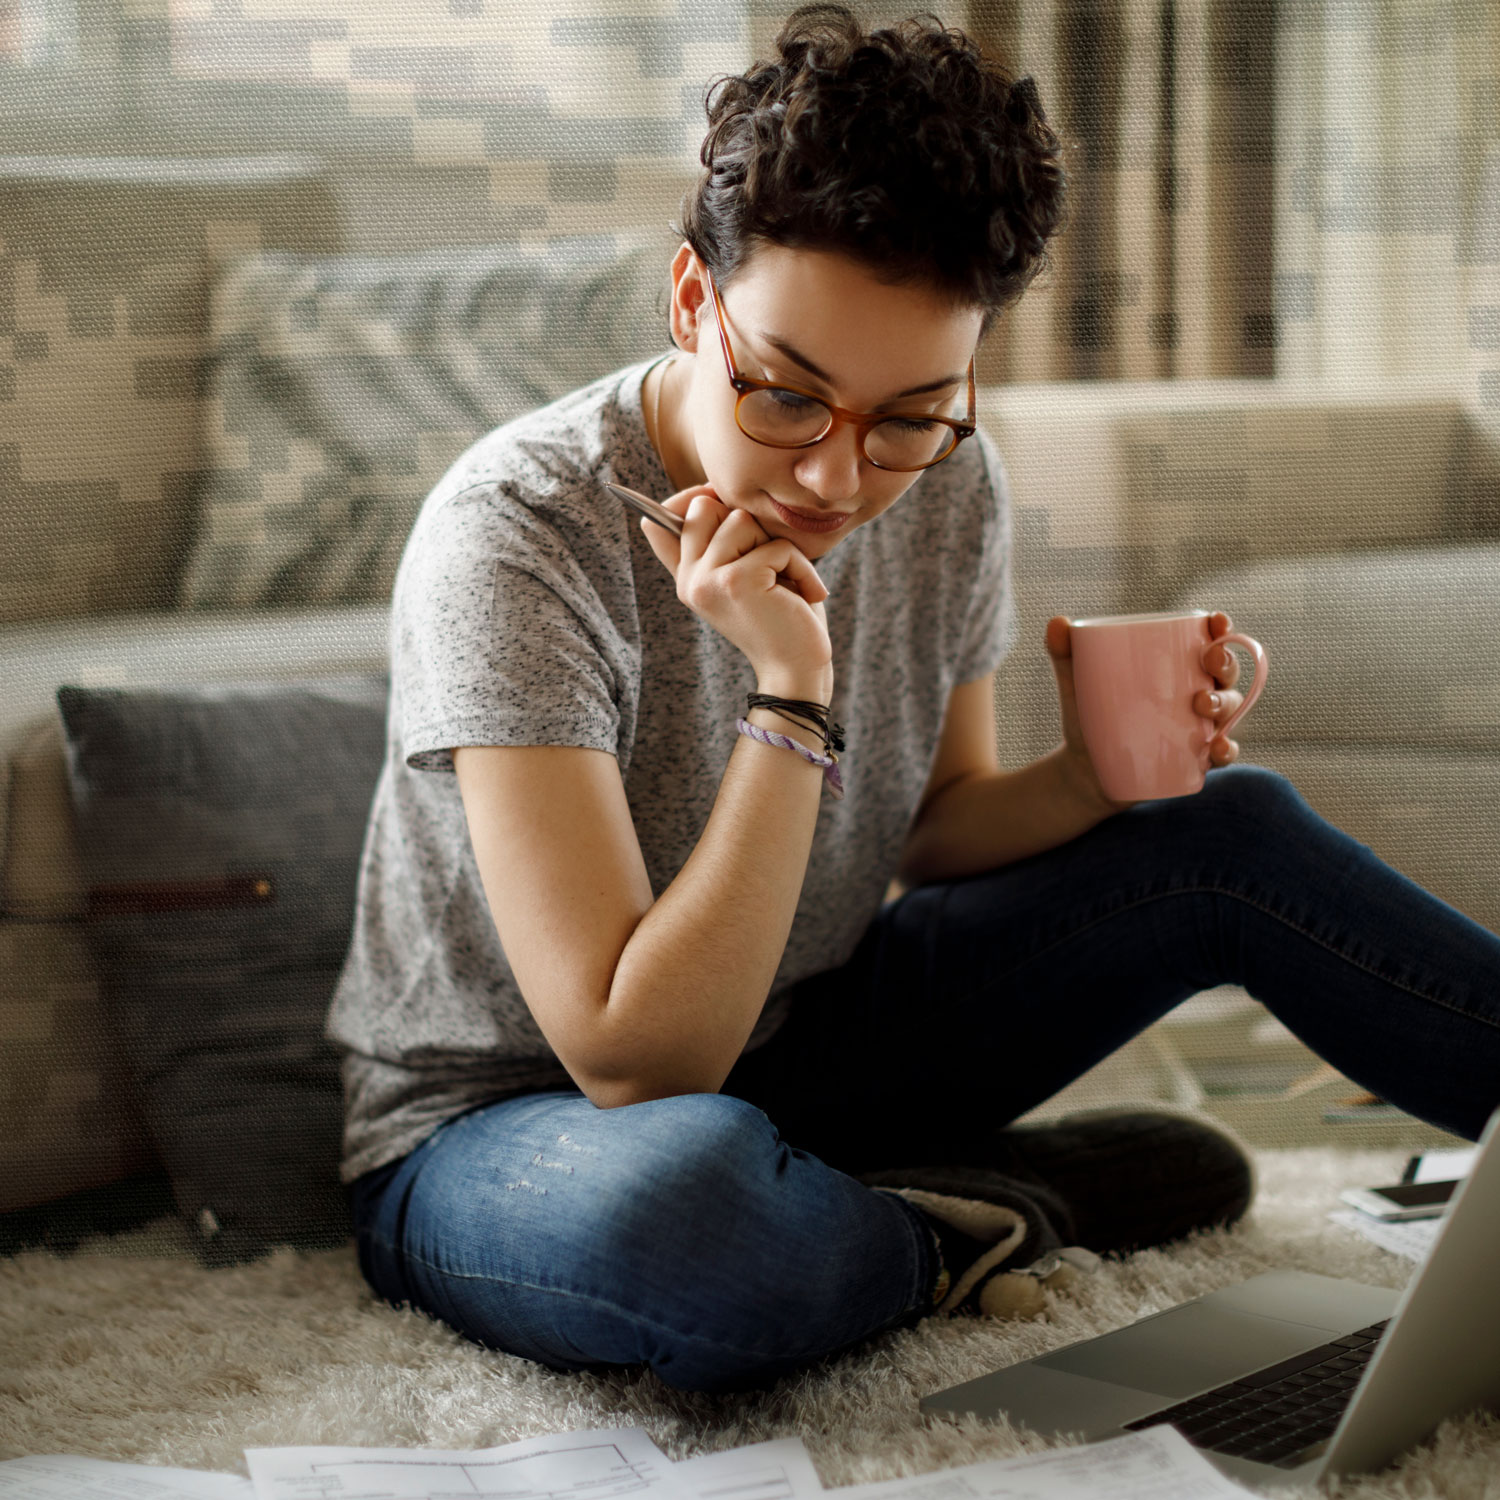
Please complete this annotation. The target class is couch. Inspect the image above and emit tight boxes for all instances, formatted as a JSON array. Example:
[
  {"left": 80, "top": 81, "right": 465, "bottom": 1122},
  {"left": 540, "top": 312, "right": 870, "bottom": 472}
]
[{"left": 3, "top": 228, "right": 1492, "bottom": 1264}]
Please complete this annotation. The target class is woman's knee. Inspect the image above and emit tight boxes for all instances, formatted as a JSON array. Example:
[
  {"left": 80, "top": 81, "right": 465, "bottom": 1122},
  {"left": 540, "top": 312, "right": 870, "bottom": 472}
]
[
  {"left": 1107, "top": 764, "right": 1315, "bottom": 882},
  {"left": 392, "top": 1093, "right": 781, "bottom": 1296},
  {"left": 434, "top": 1090, "right": 784, "bottom": 1251},
  {"left": 479, "top": 1093, "right": 882, "bottom": 1383},
  {"left": 585, "top": 1091, "right": 788, "bottom": 1244},
  {"left": 388, "top": 1091, "right": 924, "bottom": 1391},
  {"left": 1196, "top": 761, "right": 1309, "bottom": 823}
]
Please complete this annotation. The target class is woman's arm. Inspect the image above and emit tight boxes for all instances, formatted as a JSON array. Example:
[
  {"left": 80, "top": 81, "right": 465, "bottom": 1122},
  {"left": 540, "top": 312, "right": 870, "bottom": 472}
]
[
  {"left": 896, "top": 744, "right": 1112, "bottom": 888},
  {"left": 455, "top": 667, "right": 831, "bottom": 1109},
  {"left": 897, "top": 611, "right": 1248, "bottom": 886}
]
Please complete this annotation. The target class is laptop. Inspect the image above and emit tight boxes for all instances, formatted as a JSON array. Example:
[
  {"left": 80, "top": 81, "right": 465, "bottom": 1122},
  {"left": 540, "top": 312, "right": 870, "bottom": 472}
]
[{"left": 920, "top": 1106, "right": 1500, "bottom": 1489}]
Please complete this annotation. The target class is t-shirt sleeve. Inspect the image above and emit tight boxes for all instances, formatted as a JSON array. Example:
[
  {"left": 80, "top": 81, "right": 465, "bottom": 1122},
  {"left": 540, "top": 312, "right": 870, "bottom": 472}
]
[
  {"left": 952, "top": 426, "right": 1021, "bottom": 684},
  {"left": 396, "top": 486, "right": 626, "bottom": 772}
]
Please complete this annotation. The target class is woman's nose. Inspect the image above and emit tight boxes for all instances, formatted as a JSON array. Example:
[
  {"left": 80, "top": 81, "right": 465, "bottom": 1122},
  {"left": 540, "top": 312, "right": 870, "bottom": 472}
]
[{"left": 791, "top": 419, "right": 863, "bottom": 504}]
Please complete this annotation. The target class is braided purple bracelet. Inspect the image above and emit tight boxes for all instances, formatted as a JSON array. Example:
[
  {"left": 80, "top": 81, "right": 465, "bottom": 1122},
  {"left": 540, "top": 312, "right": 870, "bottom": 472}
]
[{"left": 735, "top": 717, "right": 845, "bottom": 800}]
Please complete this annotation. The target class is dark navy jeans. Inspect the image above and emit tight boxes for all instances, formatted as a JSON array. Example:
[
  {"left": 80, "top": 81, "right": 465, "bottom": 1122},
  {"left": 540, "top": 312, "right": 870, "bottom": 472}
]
[{"left": 350, "top": 765, "right": 1500, "bottom": 1391}]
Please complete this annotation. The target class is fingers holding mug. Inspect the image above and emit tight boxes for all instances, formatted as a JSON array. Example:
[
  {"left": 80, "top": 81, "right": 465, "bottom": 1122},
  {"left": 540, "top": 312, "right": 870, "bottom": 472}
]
[
  {"left": 1195, "top": 684, "right": 1245, "bottom": 765},
  {"left": 1206, "top": 612, "right": 1241, "bottom": 687},
  {"left": 1070, "top": 609, "right": 1269, "bottom": 800}
]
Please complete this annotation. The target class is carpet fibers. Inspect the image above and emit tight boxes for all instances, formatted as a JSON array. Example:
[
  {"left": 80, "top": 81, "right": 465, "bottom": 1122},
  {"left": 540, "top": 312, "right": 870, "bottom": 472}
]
[{"left": 3, "top": 1147, "right": 1499, "bottom": 1499}]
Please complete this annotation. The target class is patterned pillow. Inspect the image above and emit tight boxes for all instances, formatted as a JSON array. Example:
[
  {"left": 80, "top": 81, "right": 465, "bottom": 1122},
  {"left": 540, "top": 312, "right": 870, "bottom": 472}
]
[
  {"left": 56, "top": 676, "right": 389, "bottom": 1266},
  {"left": 178, "top": 231, "right": 673, "bottom": 611}
]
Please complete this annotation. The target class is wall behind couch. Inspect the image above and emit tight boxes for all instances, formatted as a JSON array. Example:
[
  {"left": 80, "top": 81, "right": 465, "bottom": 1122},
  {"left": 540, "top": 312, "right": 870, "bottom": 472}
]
[{"left": 1, "top": 0, "right": 756, "bottom": 626}]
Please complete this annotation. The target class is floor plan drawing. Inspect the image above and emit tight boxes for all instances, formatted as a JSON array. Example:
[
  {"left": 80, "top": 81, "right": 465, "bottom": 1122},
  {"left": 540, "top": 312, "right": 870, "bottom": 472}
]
[{"left": 246, "top": 1428, "right": 687, "bottom": 1500}]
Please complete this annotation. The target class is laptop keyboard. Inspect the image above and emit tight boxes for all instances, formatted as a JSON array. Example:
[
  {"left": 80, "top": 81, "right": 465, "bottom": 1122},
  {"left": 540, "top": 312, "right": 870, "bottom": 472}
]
[{"left": 1122, "top": 1319, "right": 1390, "bottom": 1469}]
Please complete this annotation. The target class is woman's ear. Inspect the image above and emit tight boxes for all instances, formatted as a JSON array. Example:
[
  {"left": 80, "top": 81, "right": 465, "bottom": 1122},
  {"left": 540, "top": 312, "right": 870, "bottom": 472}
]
[{"left": 667, "top": 242, "right": 708, "bottom": 355}]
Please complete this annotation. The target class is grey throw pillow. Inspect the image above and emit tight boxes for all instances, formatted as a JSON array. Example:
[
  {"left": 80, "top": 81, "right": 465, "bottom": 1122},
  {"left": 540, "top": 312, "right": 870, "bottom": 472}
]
[
  {"left": 178, "top": 230, "right": 673, "bottom": 611},
  {"left": 56, "top": 676, "right": 389, "bottom": 1266}
]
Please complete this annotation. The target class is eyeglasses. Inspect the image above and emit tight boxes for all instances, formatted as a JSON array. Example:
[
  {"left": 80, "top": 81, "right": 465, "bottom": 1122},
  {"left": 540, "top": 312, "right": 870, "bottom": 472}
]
[{"left": 702, "top": 263, "right": 977, "bottom": 472}]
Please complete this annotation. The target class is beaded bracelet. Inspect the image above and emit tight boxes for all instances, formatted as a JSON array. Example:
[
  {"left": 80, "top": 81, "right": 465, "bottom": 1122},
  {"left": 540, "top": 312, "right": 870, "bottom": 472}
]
[{"left": 735, "top": 717, "right": 845, "bottom": 800}]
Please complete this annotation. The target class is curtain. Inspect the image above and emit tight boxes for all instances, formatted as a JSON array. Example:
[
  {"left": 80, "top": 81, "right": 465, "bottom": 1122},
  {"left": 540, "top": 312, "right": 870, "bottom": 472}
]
[
  {"left": 966, "top": 0, "right": 1276, "bottom": 383},
  {"left": 1274, "top": 0, "right": 1500, "bottom": 420}
]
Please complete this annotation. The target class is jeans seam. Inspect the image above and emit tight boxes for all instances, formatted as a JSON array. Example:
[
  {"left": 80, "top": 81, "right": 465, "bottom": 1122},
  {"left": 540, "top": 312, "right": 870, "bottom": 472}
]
[
  {"left": 961, "top": 882, "right": 1500, "bottom": 1032},
  {"left": 875, "top": 1185, "right": 942, "bottom": 1314}
]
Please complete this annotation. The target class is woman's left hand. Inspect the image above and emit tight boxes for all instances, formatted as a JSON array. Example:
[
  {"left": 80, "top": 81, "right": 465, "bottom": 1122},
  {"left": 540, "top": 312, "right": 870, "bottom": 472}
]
[{"left": 1045, "top": 611, "right": 1246, "bottom": 816}]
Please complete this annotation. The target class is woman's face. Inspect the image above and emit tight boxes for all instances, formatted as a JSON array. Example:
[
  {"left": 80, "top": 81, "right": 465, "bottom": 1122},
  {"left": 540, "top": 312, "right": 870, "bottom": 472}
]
[{"left": 661, "top": 241, "right": 984, "bottom": 560}]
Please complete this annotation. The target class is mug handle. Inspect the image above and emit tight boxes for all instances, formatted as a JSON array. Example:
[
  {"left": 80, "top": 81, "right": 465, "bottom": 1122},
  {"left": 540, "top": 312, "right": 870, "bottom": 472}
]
[{"left": 1205, "top": 631, "right": 1269, "bottom": 738}]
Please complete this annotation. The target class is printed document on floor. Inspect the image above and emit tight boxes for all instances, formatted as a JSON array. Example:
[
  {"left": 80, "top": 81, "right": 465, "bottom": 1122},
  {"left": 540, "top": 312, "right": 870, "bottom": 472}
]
[
  {"left": 0, "top": 1453, "right": 253, "bottom": 1497},
  {"left": 1327, "top": 1208, "right": 1442, "bottom": 1262},
  {"left": 245, "top": 1426, "right": 693, "bottom": 1500},
  {"left": 672, "top": 1437, "right": 825, "bottom": 1500},
  {"left": 3, "top": 1424, "right": 1254, "bottom": 1500}
]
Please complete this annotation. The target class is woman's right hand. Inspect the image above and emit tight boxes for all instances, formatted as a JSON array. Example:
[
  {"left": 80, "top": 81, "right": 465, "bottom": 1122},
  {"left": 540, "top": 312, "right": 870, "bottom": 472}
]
[{"left": 639, "top": 485, "right": 833, "bottom": 688}]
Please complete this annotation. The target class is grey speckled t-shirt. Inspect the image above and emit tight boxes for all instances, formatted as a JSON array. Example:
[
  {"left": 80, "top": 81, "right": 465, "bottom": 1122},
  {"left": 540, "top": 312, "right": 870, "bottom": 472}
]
[{"left": 325, "top": 354, "right": 1020, "bottom": 1183}]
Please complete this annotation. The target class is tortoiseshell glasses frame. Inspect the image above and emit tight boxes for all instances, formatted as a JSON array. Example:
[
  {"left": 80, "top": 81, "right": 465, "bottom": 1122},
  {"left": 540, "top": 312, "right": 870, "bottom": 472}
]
[{"left": 702, "top": 263, "right": 978, "bottom": 472}]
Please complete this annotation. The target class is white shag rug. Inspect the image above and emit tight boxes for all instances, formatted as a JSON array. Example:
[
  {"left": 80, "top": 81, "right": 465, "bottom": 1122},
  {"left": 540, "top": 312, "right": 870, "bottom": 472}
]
[{"left": 4, "top": 1147, "right": 1500, "bottom": 1500}]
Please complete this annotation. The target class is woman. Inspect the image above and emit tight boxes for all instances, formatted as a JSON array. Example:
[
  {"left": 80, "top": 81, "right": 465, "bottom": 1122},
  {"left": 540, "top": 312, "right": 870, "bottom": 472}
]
[{"left": 329, "top": 6, "right": 1500, "bottom": 1392}]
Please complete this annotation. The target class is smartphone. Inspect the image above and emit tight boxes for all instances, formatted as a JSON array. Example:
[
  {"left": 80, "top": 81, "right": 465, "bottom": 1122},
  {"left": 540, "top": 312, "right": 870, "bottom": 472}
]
[
  {"left": 605, "top": 481, "right": 684, "bottom": 536},
  {"left": 1337, "top": 1178, "right": 1462, "bottom": 1221}
]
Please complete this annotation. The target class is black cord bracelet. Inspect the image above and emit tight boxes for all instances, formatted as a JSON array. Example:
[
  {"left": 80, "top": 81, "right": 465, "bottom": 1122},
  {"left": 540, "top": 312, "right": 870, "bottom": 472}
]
[{"left": 745, "top": 693, "right": 846, "bottom": 757}]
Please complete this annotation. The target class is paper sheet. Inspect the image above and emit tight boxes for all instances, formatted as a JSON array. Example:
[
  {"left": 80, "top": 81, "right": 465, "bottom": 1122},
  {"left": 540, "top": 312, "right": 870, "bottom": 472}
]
[
  {"left": 671, "top": 1438, "right": 824, "bottom": 1500},
  {"left": 1, "top": 1422, "right": 1253, "bottom": 1500},
  {"left": 245, "top": 1426, "right": 688, "bottom": 1500},
  {"left": 1327, "top": 1208, "right": 1441, "bottom": 1262},
  {"left": 831, "top": 1427, "right": 1257, "bottom": 1500},
  {"left": 0, "top": 1454, "right": 253, "bottom": 1498}
]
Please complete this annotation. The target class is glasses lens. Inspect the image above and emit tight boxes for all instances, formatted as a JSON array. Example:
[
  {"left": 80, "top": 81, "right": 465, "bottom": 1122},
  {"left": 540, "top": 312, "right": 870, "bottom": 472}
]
[
  {"left": 737, "top": 387, "right": 832, "bottom": 446},
  {"left": 865, "top": 417, "right": 957, "bottom": 470},
  {"left": 736, "top": 387, "right": 958, "bottom": 469}
]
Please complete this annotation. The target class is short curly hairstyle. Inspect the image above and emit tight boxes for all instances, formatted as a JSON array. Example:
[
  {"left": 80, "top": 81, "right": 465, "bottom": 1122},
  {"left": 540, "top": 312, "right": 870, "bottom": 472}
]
[{"left": 674, "top": 5, "right": 1068, "bottom": 339}]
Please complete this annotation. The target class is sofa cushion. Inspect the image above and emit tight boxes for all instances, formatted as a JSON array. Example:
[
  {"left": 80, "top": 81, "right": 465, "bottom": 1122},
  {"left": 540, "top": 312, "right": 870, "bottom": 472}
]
[
  {"left": 0, "top": 604, "right": 389, "bottom": 1217},
  {"left": 1, "top": 605, "right": 392, "bottom": 926},
  {"left": 976, "top": 380, "right": 1495, "bottom": 773},
  {"left": 55, "top": 675, "right": 388, "bottom": 1265},
  {"left": 1182, "top": 543, "right": 1500, "bottom": 755},
  {"left": 178, "top": 229, "right": 673, "bottom": 612}
]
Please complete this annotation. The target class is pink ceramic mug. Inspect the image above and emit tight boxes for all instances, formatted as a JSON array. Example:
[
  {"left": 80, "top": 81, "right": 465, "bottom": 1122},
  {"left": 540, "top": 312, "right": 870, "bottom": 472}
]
[{"left": 1069, "top": 610, "right": 1269, "bottom": 801}]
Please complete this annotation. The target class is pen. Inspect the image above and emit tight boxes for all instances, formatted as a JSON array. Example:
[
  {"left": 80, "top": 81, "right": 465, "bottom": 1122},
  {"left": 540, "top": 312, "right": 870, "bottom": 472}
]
[
  {"left": 605, "top": 481, "right": 684, "bottom": 537},
  {"left": 605, "top": 480, "right": 807, "bottom": 595}
]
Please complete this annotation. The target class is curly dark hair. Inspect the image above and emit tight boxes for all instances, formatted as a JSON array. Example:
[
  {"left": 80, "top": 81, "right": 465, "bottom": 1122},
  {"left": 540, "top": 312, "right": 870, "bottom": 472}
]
[{"left": 674, "top": 4, "right": 1068, "bottom": 338}]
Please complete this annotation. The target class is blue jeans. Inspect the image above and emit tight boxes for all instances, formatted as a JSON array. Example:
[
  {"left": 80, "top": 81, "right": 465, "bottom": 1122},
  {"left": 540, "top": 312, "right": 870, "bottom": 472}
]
[{"left": 350, "top": 765, "right": 1500, "bottom": 1391}]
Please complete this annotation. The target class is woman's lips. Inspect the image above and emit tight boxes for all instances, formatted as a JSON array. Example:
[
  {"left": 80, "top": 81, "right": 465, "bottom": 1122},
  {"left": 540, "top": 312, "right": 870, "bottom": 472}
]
[{"left": 771, "top": 499, "right": 851, "bottom": 534}]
